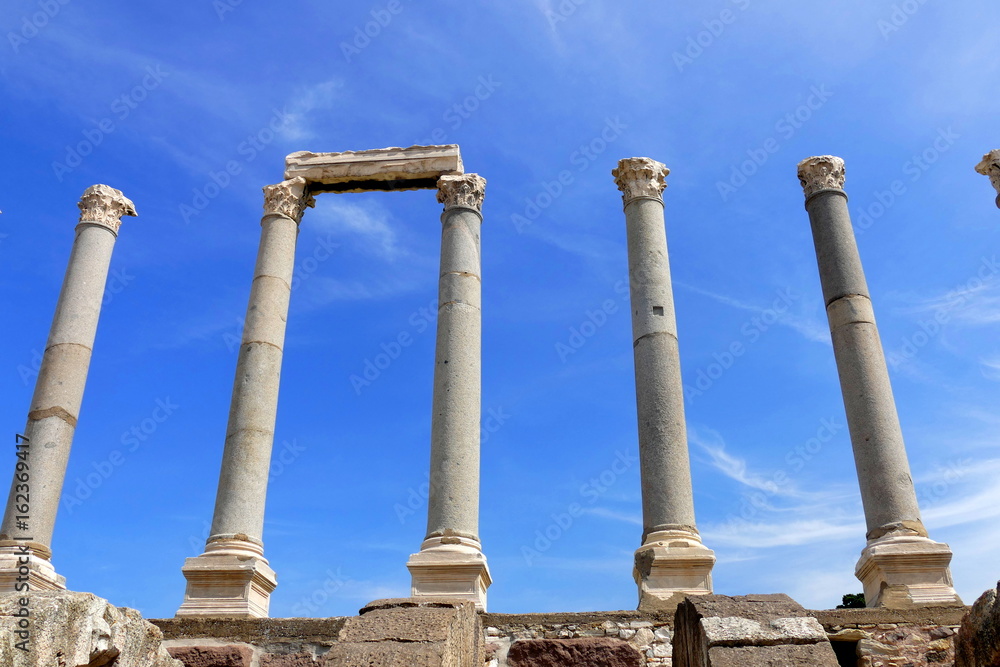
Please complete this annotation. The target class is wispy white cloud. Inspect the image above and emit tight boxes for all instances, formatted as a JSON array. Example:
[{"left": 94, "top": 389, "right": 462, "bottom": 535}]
[
  {"left": 310, "top": 198, "right": 403, "bottom": 262},
  {"left": 584, "top": 506, "right": 642, "bottom": 526}
]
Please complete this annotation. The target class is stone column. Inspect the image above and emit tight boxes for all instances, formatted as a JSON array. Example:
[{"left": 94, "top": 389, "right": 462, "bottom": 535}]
[
  {"left": 178, "top": 177, "right": 313, "bottom": 618},
  {"left": 0, "top": 185, "right": 136, "bottom": 592},
  {"left": 407, "top": 173, "right": 491, "bottom": 611},
  {"left": 798, "top": 156, "right": 961, "bottom": 608},
  {"left": 975, "top": 150, "right": 1000, "bottom": 208},
  {"left": 613, "top": 158, "right": 715, "bottom": 612}
]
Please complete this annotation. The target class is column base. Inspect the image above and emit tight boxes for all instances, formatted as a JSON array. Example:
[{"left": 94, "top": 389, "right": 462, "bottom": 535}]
[
  {"left": 406, "top": 536, "right": 491, "bottom": 612},
  {"left": 176, "top": 539, "right": 277, "bottom": 618},
  {"left": 0, "top": 545, "right": 66, "bottom": 592},
  {"left": 633, "top": 530, "right": 716, "bottom": 612},
  {"left": 855, "top": 535, "right": 963, "bottom": 608}
]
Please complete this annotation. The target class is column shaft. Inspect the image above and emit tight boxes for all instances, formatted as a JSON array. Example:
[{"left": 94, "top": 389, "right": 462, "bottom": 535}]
[
  {"left": 0, "top": 185, "right": 135, "bottom": 592},
  {"left": 798, "top": 155, "right": 960, "bottom": 608},
  {"left": 408, "top": 174, "right": 491, "bottom": 611},
  {"left": 178, "top": 177, "right": 312, "bottom": 618},
  {"left": 425, "top": 206, "right": 482, "bottom": 542},
  {"left": 613, "top": 158, "right": 714, "bottom": 612}
]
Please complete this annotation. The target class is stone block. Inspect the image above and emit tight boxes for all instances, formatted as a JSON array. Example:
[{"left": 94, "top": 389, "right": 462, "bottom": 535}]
[
  {"left": 167, "top": 644, "right": 253, "bottom": 666},
  {"left": 956, "top": 582, "right": 1000, "bottom": 666},
  {"left": 673, "top": 594, "right": 839, "bottom": 666},
  {"left": 0, "top": 591, "right": 180, "bottom": 666},
  {"left": 260, "top": 653, "right": 317, "bottom": 666},
  {"left": 320, "top": 642, "right": 447, "bottom": 666},
  {"left": 284, "top": 145, "right": 463, "bottom": 193},
  {"left": 339, "top": 607, "right": 457, "bottom": 643},
  {"left": 507, "top": 637, "right": 643, "bottom": 667},
  {"left": 707, "top": 643, "right": 842, "bottom": 666}
]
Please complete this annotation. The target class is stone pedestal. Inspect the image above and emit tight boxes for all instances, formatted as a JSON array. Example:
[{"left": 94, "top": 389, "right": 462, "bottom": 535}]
[
  {"left": 0, "top": 185, "right": 136, "bottom": 593},
  {"left": 975, "top": 149, "right": 1000, "bottom": 208},
  {"left": 407, "top": 174, "right": 491, "bottom": 611},
  {"left": 856, "top": 535, "right": 961, "bottom": 608},
  {"left": 177, "top": 178, "right": 313, "bottom": 618},
  {"left": 798, "top": 156, "right": 961, "bottom": 608},
  {"left": 613, "top": 158, "right": 714, "bottom": 612}
]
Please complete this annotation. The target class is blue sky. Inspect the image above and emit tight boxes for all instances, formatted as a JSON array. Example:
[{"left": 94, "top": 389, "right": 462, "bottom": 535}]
[{"left": 1, "top": 1, "right": 999, "bottom": 618}]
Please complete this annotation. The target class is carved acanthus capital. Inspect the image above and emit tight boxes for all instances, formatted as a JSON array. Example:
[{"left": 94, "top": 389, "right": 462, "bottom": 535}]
[
  {"left": 437, "top": 173, "right": 486, "bottom": 212},
  {"left": 612, "top": 157, "right": 669, "bottom": 204},
  {"left": 797, "top": 155, "right": 846, "bottom": 198},
  {"left": 975, "top": 150, "right": 1000, "bottom": 202},
  {"left": 77, "top": 184, "right": 137, "bottom": 234},
  {"left": 263, "top": 177, "right": 315, "bottom": 222}
]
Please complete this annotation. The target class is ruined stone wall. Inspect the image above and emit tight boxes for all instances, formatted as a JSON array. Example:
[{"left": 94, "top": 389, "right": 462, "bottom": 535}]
[{"left": 150, "top": 605, "right": 969, "bottom": 667}]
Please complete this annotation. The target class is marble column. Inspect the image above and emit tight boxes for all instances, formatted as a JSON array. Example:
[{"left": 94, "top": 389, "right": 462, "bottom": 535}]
[
  {"left": 613, "top": 158, "right": 715, "bottom": 612},
  {"left": 798, "top": 156, "right": 961, "bottom": 608},
  {"left": 178, "top": 177, "right": 313, "bottom": 618},
  {"left": 0, "top": 185, "right": 136, "bottom": 592},
  {"left": 407, "top": 173, "right": 491, "bottom": 611},
  {"left": 975, "top": 150, "right": 1000, "bottom": 208}
]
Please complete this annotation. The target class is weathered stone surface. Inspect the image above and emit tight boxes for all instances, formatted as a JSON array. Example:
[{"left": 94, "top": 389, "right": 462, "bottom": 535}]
[
  {"left": 339, "top": 606, "right": 457, "bottom": 643},
  {"left": 956, "top": 582, "right": 1000, "bottom": 666},
  {"left": 507, "top": 637, "right": 643, "bottom": 667},
  {"left": 167, "top": 644, "right": 253, "bottom": 666},
  {"left": 673, "top": 594, "right": 838, "bottom": 666},
  {"left": 975, "top": 149, "right": 1000, "bottom": 207},
  {"left": 320, "top": 642, "right": 446, "bottom": 666},
  {"left": 259, "top": 653, "right": 317, "bottom": 666},
  {"left": 708, "top": 643, "right": 840, "bottom": 666},
  {"left": 284, "top": 145, "right": 463, "bottom": 192},
  {"left": 0, "top": 591, "right": 180, "bottom": 666}
]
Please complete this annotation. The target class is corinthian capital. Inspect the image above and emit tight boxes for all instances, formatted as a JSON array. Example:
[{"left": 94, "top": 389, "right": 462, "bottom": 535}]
[
  {"left": 437, "top": 173, "right": 486, "bottom": 212},
  {"left": 77, "top": 184, "right": 137, "bottom": 234},
  {"left": 797, "top": 155, "right": 846, "bottom": 198},
  {"left": 263, "top": 177, "right": 315, "bottom": 222},
  {"left": 612, "top": 157, "right": 668, "bottom": 204},
  {"left": 975, "top": 150, "right": 1000, "bottom": 207}
]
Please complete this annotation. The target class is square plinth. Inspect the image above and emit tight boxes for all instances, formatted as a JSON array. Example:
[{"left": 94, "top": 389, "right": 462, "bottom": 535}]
[
  {"left": 0, "top": 551, "right": 65, "bottom": 593},
  {"left": 407, "top": 548, "right": 491, "bottom": 612},
  {"left": 177, "top": 554, "right": 276, "bottom": 618},
  {"left": 284, "top": 145, "right": 464, "bottom": 193},
  {"left": 634, "top": 541, "right": 716, "bottom": 612},
  {"left": 855, "top": 536, "right": 963, "bottom": 608}
]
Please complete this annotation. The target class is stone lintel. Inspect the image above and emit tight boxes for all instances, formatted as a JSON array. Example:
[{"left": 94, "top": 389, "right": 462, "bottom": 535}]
[{"left": 284, "top": 145, "right": 464, "bottom": 192}]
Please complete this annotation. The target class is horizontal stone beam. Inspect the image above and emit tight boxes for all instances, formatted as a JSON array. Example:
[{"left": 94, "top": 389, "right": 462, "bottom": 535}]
[{"left": 284, "top": 145, "right": 464, "bottom": 193}]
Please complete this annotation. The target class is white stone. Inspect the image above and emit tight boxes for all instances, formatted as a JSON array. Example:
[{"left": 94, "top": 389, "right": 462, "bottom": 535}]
[
  {"left": 284, "top": 145, "right": 463, "bottom": 192},
  {"left": 612, "top": 157, "right": 668, "bottom": 203},
  {"left": 77, "top": 183, "right": 137, "bottom": 234},
  {"left": 700, "top": 615, "right": 827, "bottom": 644},
  {"left": 797, "top": 155, "right": 846, "bottom": 197},
  {"left": 177, "top": 550, "right": 277, "bottom": 618},
  {"left": 855, "top": 534, "right": 963, "bottom": 608},
  {"left": 407, "top": 538, "right": 491, "bottom": 612}
]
